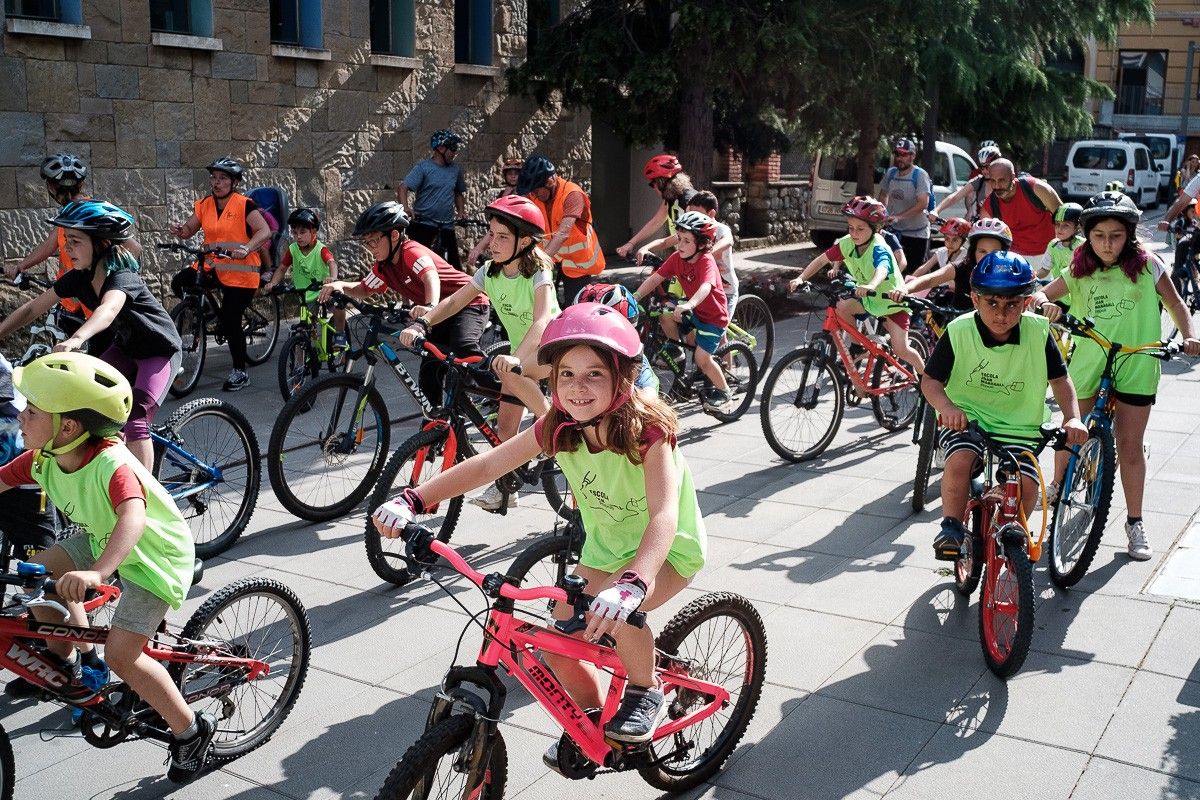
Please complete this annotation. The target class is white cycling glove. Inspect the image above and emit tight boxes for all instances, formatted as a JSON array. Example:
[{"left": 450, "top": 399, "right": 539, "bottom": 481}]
[
  {"left": 372, "top": 488, "right": 425, "bottom": 532},
  {"left": 588, "top": 571, "right": 647, "bottom": 623}
]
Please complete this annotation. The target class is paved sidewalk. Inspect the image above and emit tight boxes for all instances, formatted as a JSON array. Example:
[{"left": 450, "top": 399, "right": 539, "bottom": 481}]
[{"left": 4, "top": 238, "right": 1200, "bottom": 799}]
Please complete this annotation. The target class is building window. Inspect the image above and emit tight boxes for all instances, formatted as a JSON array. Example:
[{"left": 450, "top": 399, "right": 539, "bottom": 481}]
[
  {"left": 370, "top": 0, "right": 415, "bottom": 57},
  {"left": 454, "top": 0, "right": 492, "bottom": 66},
  {"left": 5, "top": 0, "right": 84, "bottom": 22},
  {"left": 527, "top": 0, "right": 558, "bottom": 56},
  {"left": 150, "top": 0, "right": 213, "bottom": 36},
  {"left": 1116, "top": 50, "right": 1167, "bottom": 116},
  {"left": 270, "top": 0, "right": 322, "bottom": 48}
]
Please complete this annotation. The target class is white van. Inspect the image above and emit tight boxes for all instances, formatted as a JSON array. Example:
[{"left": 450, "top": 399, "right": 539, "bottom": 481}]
[
  {"left": 1062, "top": 140, "right": 1159, "bottom": 207},
  {"left": 1117, "top": 132, "right": 1181, "bottom": 201},
  {"left": 807, "top": 141, "right": 977, "bottom": 250}
]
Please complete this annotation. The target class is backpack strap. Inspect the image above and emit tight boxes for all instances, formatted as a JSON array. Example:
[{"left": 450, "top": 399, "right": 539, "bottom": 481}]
[{"left": 1014, "top": 176, "right": 1047, "bottom": 212}]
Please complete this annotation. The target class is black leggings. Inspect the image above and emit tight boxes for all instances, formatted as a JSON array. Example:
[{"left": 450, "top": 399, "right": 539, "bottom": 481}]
[
  {"left": 421, "top": 305, "right": 489, "bottom": 405},
  {"left": 559, "top": 273, "right": 596, "bottom": 307},
  {"left": 219, "top": 285, "right": 256, "bottom": 370}
]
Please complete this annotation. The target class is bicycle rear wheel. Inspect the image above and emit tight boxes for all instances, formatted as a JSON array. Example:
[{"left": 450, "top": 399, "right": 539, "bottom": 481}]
[
  {"left": 372, "top": 714, "right": 506, "bottom": 800},
  {"left": 172, "top": 577, "right": 310, "bottom": 762},
  {"left": 0, "top": 723, "right": 12, "bottom": 800},
  {"left": 169, "top": 302, "right": 207, "bottom": 398},
  {"left": 277, "top": 331, "right": 318, "bottom": 400},
  {"left": 268, "top": 374, "right": 391, "bottom": 521},
  {"left": 912, "top": 402, "right": 937, "bottom": 513},
  {"left": 759, "top": 347, "right": 844, "bottom": 462},
  {"left": 869, "top": 354, "right": 919, "bottom": 431},
  {"left": 979, "top": 533, "right": 1034, "bottom": 678},
  {"left": 706, "top": 342, "right": 757, "bottom": 423},
  {"left": 731, "top": 293, "right": 775, "bottom": 371},
  {"left": 155, "top": 398, "right": 260, "bottom": 559},
  {"left": 641, "top": 592, "right": 767, "bottom": 792},
  {"left": 1048, "top": 425, "right": 1115, "bottom": 589},
  {"left": 364, "top": 426, "right": 466, "bottom": 586},
  {"left": 243, "top": 292, "right": 281, "bottom": 364}
]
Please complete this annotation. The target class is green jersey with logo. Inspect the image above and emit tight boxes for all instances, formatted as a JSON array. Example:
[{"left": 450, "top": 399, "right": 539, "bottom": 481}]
[
  {"left": 1042, "top": 235, "right": 1083, "bottom": 307},
  {"left": 1063, "top": 260, "right": 1161, "bottom": 397},
  {"left": 945, "top": 312, "right": 1051, "bottom": 442},
  {"left": 554, "top": 437, "right": 706, "bottom": 578},
  {"left": 836, "top": 234, "right": 904, "bottom": 318},
  {"left": 481, "top": 265, "right": 560, "bottom": 347},
  {"left": 287, "top": 241, "right": 331, "bottom": 295}
]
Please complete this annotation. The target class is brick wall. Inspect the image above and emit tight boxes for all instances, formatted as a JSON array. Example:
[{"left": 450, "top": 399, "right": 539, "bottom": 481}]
[{"left": 0, "top": 0, "right": 592, "bottom": 293}]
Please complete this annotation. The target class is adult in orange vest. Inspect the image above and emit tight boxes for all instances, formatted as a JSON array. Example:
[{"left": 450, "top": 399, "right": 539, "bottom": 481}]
[
  {"left": 7, "top": 154, "right": 143, "bottom": 338},
  {"left": 520, "top": 155, "right": 606, "bottom": 303},
  {"left": 168, "top": 157, "right": 272, "bottom": 391}
]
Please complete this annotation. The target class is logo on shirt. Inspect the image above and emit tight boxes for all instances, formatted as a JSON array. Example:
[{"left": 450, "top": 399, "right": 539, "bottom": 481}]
[
  {"left": 1086, "top": 287, "right": 1136, "bottom": 321},
  {"left": 578, "top": 472, "right": 648, "bottom": 522},
  {"left": 966, "top": 358, "right": 1026, "bottom": 396}
]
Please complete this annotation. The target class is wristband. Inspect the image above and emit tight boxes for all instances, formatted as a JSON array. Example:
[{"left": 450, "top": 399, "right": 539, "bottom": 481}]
[
  {"left": 401, "top": 487, "right": 427, "bottom": 515},
  {"left": 615, "top": 570, "right": 647, "bottom": 594},
  {"left": 410, "top": 317, "right": 430, "bottom": 332}
]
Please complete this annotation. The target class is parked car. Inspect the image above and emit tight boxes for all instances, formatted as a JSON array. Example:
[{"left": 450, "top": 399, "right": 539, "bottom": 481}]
[
  {"left": 1062, "top": 139, "right": 1158, "bottom": 208},
  {"left": 1117, "top": 132, "right": 1182, "bottom": 201},
  {"left": 807, "top": 141, "right": 977, "bottom": 250}
]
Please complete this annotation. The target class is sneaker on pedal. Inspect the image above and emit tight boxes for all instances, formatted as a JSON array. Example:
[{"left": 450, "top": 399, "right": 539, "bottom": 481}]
[
  {"left": 1035, "top": 481, "right": 1061, "bottom": 511},
  {"left": 1125, "top": 520, "right": 1152, "bottom": 561},
  {"left": 167, "top": 712, "right": 217, "bottom": 783},
  {"left": 222, "top": 369, "right": 249, "bottom": 392},
  {"left": 702, "top": 387, "right": 732, "bottom": 412},
  {"left": 469, "top": 484, "right": 516, "bottom": 512},
  {"left": 543, "top": 741, "right": 563, "bottom": 774},
  {"left": 71, "top": 659, "right": 110, "bottom": 725},
  {"left": 605, "top": 685, "right": 668, "bottom": 744},
  {"left": 933, "top": 517, "right": 967, "bottom": 562}
]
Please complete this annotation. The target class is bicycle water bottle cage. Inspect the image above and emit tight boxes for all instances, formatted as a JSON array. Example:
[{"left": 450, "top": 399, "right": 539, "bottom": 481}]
[{"left": 17, "top": 562, "right": 46, "bottom": 578}]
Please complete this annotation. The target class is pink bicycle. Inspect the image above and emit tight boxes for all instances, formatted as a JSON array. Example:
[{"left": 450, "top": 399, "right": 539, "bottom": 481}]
[{"left": 372, "top": 526, "right": 767, "bottom": 798}]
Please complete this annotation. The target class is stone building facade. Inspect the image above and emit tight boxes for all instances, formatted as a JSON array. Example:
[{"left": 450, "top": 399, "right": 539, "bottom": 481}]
[{"left": 0, "top": 0, "right": 591, "bottom": 291}]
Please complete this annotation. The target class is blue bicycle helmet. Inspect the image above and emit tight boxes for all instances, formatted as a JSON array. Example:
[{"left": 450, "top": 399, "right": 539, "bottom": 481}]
[
  {"left": 430, "top": 129, "right": 463, "bottom": 151},
  {"left": 575, "top": 282, "right": 639, "bottom": 324},
  {"left": 971, "top": 251, "right": 1035, "bottom": 297},
  {"left": 48, "top": 200, "right": 135, "bottom": 242},
  {"left": 517, "top": 154, "right": 556, "bottom": 196}
]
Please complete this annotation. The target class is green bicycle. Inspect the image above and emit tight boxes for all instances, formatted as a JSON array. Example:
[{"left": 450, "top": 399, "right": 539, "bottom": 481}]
[{"left": 274, "top": 287, "right": 352, "bottom": 400}]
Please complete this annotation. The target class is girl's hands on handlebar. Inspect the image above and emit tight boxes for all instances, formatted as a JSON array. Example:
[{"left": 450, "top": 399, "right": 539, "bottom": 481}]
[
  {"left": 787, "top": 275, "right": 806, "bottom": 293},
  {"left": 1064, "top": 417, "right": 1089, "bottom": 446},
  {"left": 887, "top": 285, "right": 909, "bottom": 303},
  {"left": 53, "top": 337, "right": 85, "bottom": 354},
  {"left": 491, "top": 353, "right": 522, "bottom": 375}
]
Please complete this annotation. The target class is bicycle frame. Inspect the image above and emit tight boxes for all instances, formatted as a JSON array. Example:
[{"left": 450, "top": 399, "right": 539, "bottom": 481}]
[
  {"left": 818, "top": 306, "right": 916, "bottom": 398},
  {"left": 152, "top": 428, "right": 222, "bottom": 505}
]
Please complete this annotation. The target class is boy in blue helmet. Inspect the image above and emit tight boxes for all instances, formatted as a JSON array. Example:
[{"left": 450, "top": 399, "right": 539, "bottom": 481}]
[{"left": 920, "top": 251, "right": 1088, "bottom": 560}]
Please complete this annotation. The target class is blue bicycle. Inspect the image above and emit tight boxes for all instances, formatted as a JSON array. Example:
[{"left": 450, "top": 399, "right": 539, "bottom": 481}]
[{"left": 1048, "top": 313, "right": 1177, "bottom": 589}]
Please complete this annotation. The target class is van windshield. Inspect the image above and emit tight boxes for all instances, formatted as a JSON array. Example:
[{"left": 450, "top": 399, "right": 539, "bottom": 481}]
[
  {"left": 818, "top": 152, "right": 891, "bottom": 184},
  {"left": 1072, "top": 146, "right": 1128, "bottom": 171},
  {"left": 1123, "top": 136, "right": 1172, "bottom": 160}
]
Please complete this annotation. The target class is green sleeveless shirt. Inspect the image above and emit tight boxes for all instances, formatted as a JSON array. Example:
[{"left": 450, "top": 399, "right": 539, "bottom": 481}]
[
  {"left": 836, "top": 234, "right": 904, "bottom": 318},
  {"left": 482, "top": 265, "right": 560, "bottom": 347}
]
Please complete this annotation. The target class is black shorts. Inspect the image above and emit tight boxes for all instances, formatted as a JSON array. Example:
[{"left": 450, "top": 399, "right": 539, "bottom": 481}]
[{"left": 1111, "top": 389, "right": 1155, "bottom": 407}]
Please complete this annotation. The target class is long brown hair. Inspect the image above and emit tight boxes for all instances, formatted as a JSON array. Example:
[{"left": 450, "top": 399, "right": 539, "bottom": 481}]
[
  {"left": 539, "top": 346, "right": 677, "bottom": 464},
  {"left": 1071, "top": 218, "right": 1149, "bottom": 283}
]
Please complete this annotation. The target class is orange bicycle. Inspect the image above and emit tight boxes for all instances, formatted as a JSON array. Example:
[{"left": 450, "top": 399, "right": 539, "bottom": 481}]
[{"left": 759, "top": 278, "right": 922, "bottom": 461}]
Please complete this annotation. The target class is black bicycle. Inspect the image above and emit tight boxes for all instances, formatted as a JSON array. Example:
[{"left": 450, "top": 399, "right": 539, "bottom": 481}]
[{"left": 157, "top": 242, "right": 282, "bottom": 398}]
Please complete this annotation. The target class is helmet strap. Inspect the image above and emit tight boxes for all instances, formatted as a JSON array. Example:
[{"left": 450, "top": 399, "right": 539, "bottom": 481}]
[
  {"left": 492, "top": 238, "right": 537, "bottom": 269},
  {"left": 384, "top": 230, "right": 404, "bottom": 265},
  {"left": 39, "top": 413, "right": 91, "bottom": 458}
]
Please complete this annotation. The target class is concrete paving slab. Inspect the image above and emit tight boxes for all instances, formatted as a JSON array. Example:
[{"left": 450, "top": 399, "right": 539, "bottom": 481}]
[
  {"left": 1142, "top": 604, "right": 1200, "bottom": 682},
  {"left": 1029, "top": 590, "right": 1169, "bottom": 668},
  {"left": 760, "top": 605, "right": 886, "bottom": 692},
  {"left": 692, "top": 543, "right": 844, "bottom": 606},
  {"left": 705, "top": 497, "right": 822, "bottom": 545},
  {"left": 764, "top": 506, "right": 907, "bottom": 562},
  {"left": 1071, "top": 754, "right": 1200, "bottom": 800},
  {"left": 785, "top": 559, "right": 941, "bottom": 625},
  {"left": 1095, "top": 670, "right": 1200, "bottom": 783}
]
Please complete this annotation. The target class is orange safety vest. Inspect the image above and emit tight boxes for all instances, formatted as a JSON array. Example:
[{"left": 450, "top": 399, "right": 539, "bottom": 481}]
[
  {"left": 532, "top": 179, "right": 605, "bottom": 278},
  {"left": 54, "top": 227, "right": 89, "bottom": 316},
  {"left": 194, "top": 193, "right": 262, "bottom": 289}
]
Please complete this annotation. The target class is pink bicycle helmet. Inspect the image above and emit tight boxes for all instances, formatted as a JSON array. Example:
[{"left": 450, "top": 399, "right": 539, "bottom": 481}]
[
  {"left": 938, "top": 217, "right": 971, "bottom": 238},
  {"left": 538, "top": 303, "right": 642, "bottom": 365},
  {"left": 843, "top": 195, "right": 888, "bottom": 224}
]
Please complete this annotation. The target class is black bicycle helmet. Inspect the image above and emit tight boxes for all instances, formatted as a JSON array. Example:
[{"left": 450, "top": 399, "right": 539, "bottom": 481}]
[
  {"left": 352, "top": 201, "right": 411, "bottom": 236},
  {"left": 207, "top": 157, "right": 245, "bottom": 181},
  {"left": 40, "top": 152, "right": 88, "bottom": 187},
  {"left": 1053, "top": 202, "right": 1083, "bottom": 225},
  {"left": 1079, "top": 190, "right": 1141, "bottom": 233},
  {"left": 48, "top": 200, "right": 135, "bottom": 242},
  {"left": 288, "top": 207, "right": 320, "bottom": 230},
  {"left": 517, "top": 154, "right": 556, "bottom": 196}
]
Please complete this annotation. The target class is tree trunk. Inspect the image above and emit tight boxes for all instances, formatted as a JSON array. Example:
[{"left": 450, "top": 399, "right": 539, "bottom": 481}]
[
  {"left": 856, "top": 103, "right": 880, "bottom": 196},
  {"left": 921, "top": 64, "right": 939, "bottom": 185},
  {"left": 678, "top": 32, "right": 714, "bottom": 185}
]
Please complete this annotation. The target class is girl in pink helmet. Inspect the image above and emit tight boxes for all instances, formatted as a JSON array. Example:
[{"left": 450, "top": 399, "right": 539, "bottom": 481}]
[
  {"left": 616, "top": 155, "right": 696, "bottom": 260},
  {"left": 376, "top": 302, "right": 705, "bottom": 753}
]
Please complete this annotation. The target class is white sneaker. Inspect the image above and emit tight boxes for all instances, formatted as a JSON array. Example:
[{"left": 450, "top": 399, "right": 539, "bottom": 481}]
[
  {"left": 469, "top": 484, "right": 516, "bottom": 511},
  {"left": 1036, "top": 481, "right": 1061, "bottom": 511},
  {"left": 1125, "top": 520, "right": 1152, "bottom": 561}
]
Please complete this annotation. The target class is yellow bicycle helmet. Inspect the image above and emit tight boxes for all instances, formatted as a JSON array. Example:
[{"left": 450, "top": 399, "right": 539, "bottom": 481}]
[{"left": 14, "top": 352, "right": 132, "bottom": 454}]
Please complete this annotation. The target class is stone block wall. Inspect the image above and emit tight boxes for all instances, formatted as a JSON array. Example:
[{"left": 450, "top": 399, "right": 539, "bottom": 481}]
[
  {"left": 743, "top": 179, "right": 808, "bottom": 246},
  {"left": 0, "top": 0, "right": 592, "bottom": 294}
]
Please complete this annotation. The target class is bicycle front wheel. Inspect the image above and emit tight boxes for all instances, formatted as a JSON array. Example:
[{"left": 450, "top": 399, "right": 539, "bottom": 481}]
[
  {"left": 1048, "top": 424, "right": 1116, "bottom": 589},
  {"left": 169, "top": 302, "right": 207, "bottom": 398},
  {"left": 173, "top": 577, "right": 311, "bottom": 763},
  {"left": 731, "top": 293, "right": 775, "bottom": 371},
  {"left": 912, "top": 402, "right": 937, "bottom": 513},
  {"left": 372, "top": 714, "right": 507, "bottom": 800},
  {"left": 503, "top": 530, "right": 581, "bottom": 621},
  {"left": 954, "top": 506, "right": 983, "bottom": 597},
  {"left": 538, "top": 458, "right": 574, "bottom": 521},
  {"left": 243, "top": 292, "right": 281, "bottom": 364},
  {"left": 277, "top": 331, "right": 318, "bottom": 400},
  {"left": 979, "top": 533, "right": 1035, "bottom": 678},
  {"left": 707, "top": 342, "right": 757, "bottom": 423},
  {"left": 268, "top": 374, "right": 391, "bottom": 521},
  {"left": 155, "top": 398, "right": 260, "bottom": 559},
  {"left": 759, "top": 347, "right": 844, "bottom": 462},
  {"left": 364, "top": 426, "right": 465, "bottom": 586},
  {"left": 641, "top": 592, "right": 767, "bottom": 792},
  {"left": 869, "top": 354, "right": 919, "bottom": 431}
]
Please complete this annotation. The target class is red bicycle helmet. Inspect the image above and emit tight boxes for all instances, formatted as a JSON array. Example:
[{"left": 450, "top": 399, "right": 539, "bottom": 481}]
[
  {"left": 938, "top": 217, "right": 971, "bottom": 238},
  {"left": 843, "top": 195, "right": 888, "bottom": 224},
  {"left": 538, "top": 303, "right": 643, "bottom": 365},
  {"left": 485, "top": 194, "right": 547, "bottom": 237},
  {"left": 644, "top": 154, "right": 683, "bottom": 182}
]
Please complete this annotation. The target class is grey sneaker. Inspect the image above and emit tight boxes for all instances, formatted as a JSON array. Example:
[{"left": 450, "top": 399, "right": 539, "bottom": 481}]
[
  {"left": 604, "top": 686, "right": 667, "bottom": 744},
  {"left": 469, "top": 484, "right": 516, "bottom": 511},
  {"left": 1125, "top": 520, "right": 1152, "bottom": 561},
  {"left": 222, "top": 369, "right": 249, "bottom": 392},
  {"left": 1035, "top": 481, "right": 1061, "bottom": 511},
  {"left": 167, "top": 712, "right": 217, "bottom": 783}
]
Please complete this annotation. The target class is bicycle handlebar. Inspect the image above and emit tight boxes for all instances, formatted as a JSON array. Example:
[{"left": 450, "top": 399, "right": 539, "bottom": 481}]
[
  {"left": 156, "top": 241, "right": 236, "bottom": 260},
  {"left": 0, "top": 570, "right": 121, "bottom": 613},
  {"left": 1054, "top": 311, "right": 1179, "bottom": 359},
  {"left": 961, "top": 420, "right": 1069, "bottom": 466},
  {"left": 408, "top": 334, "right": 520, "bottom": 376},
  {"left": 400, "top": 523, "right": 645, "bottom": 628},
  {"left": 11, "top": 272, "right": 52, "bottom": 291},
  {"left": 454, "top": 218, "right": 489, "bottom": 229}
]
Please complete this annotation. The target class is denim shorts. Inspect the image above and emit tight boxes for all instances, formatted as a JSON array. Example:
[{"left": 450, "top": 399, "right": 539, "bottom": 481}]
[
  {"left": 58, "top": 534, "right": 170, "bottom": 639},
  {"left": 680, "top": 317, "right": 727, "bottom": 354}
]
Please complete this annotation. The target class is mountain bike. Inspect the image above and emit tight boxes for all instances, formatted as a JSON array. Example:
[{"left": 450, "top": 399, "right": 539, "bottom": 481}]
[
  {"left": 363, "top": 337, "right": 572, "bottom": 587},
  {"left": 8, "top": 272, "right": 82, "bottom": 365},
  {"left": 369, "top": 524, "right": 766, "bottom": 798},
  {"left": 153, "top": 397, "right": 261, "bottom": 559},
  {"left": 1047, "top": 313, "right": 1179, "bottom": 589},
  {"left": 423, "top": 219, "right": 489, "bottom": 268},
  {"left": 273, "top": 287, "right": 352, "bottom": 400},
  {"left": 903, "top": 295, "right": 960, "bottom": 513},
  {"left": 639, "top": 296, "right": 758, "bottom": 423},
  {"left": 759, "top": 279, "right": 921, "bottom": 462},
  {"left": 951, "top": 422, "right": 1066, "bottom": 678},
  {"left": 0, "top": 562, "right": 309, "bottom": 779},
  {"left": 156, "top": 243, "right": 282, "bottom": 398},
  {"left": 1164, "top": 246, "right": 1200, "bottom": 343}
]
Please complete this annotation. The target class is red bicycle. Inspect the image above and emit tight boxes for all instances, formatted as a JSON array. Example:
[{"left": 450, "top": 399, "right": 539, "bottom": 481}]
[
  {"left": 371, "top": 525, "right": 767, "bottom": 798},
  {"left": 0, "top": 562, "right": 310, "bottom": 778}
]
